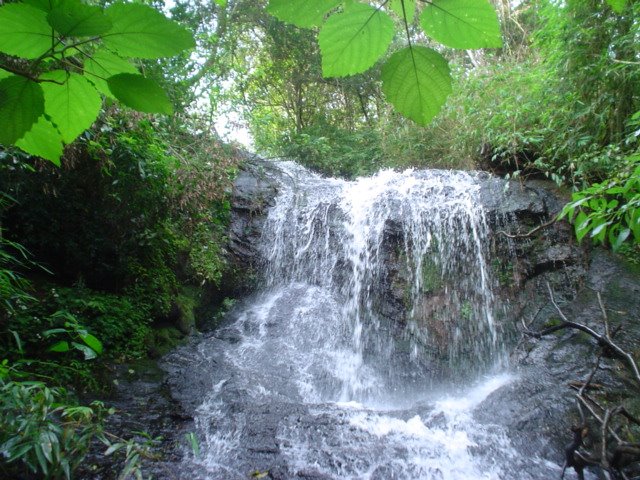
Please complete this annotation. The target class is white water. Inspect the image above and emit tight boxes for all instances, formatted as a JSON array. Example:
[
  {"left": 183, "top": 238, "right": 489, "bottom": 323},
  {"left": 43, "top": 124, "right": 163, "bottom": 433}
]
[{"left": 184, "top": 162, "right": 562, "bottom": 479}]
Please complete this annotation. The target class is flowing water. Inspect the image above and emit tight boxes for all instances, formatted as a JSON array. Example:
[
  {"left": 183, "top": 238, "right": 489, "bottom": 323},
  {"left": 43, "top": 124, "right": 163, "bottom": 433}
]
[{"left": 181, "top": 162, "right": 564, "bottom": 479}]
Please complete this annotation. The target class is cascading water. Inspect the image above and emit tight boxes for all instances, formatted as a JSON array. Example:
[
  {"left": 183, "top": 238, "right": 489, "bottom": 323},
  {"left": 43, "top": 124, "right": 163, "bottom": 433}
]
[{"left": 181, "top": 161, "right": 564, "bottom": 479}]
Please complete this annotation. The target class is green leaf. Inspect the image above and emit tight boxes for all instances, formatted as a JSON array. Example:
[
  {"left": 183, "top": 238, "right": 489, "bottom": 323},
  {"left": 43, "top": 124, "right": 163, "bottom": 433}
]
[
  {"left": 49, "top": 340, "right": 70, "bottom": 352},
  {"left": 104, "top": 443, "right": 124, "bottom": 456},
  {"left": 103, "top": 3, "right": 195, "bottom": 59},
  {"left": 0, "top": 75, "right": 45, "bottom": 145},
  {"left": 420, "top": 0, "right": 502, "bottom": 49},
  {"left": 107, "top": 73, "right": 173, "bottom": 114},
  {"left": 15, "top": 116, "right": 64, "bottom": 165},
  {"left": 34, "top": 444, "right": 49, "bottom": 475},
  {"left": 80, "top": 333, "right": 103, "bottom": 354},
  {"left": 606, "top": 0, "right": 627, "bottom": 13},
  {"left": 0, "top": 3, "right": 53, "bottom": 59},
  {"left": 72, "top": 342, "right": 97, "bottom": 360},
  {"left": 43, "top": 328, "right": 68, "bottom": 337},
  {"left": 319, "top": 3, "right": 395, "bottom": 77},
  {"left": 381, "top": 46, "right": 452, "bottom": 125},
  {"left": 40, "top": 70, "right": 102, "bottom": 143},
  {"left": 267, "top": 0, "right": 341, "bottom": 28},
  {"left": 47, "top": 0, "right": 112, "bottom": 37},
  {"left": 84, "top": 48, "right": 138, "bottom": 98},
  {"left": 23, "top": 0, "right": 62, "bottom": 12},
  {"left": 590, "top": 221, "right": 609, "bottom": 239},
  {"left": 0, "top": 69, "right": 11, "bottom": 80},
  {"left": 214, "top": 0, "right": 227, "bottom": 6},
  {"left": 389, "top": 0, "right": 416, "bottom": 24},
  {"left": 610, "top": 228, "right": 629, "bottom": 251},
  {"left": 575, "top": 211, "right": 590, "bottom": 242}
]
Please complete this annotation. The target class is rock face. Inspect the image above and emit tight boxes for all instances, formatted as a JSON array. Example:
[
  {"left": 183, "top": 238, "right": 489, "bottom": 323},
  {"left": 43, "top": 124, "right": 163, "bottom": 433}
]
[
  {"left": 220, "top": 158, "right": 640, "bottom": 468},
  {"left": 225, "top": 158, "right": 280, "bottom": 294},
  {"left": 90, "top": 159, "right": 640, "bottom": 478}
]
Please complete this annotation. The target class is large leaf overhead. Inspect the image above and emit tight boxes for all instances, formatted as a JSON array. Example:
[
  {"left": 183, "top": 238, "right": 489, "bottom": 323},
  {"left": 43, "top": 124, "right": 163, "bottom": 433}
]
[
  {"left": 40, "top": 70, "right": 102, "bottom": 143},
  {"left": 84, "top": 48, "right": 138, "bottom": 98},
  {"left": 103, "top": 3, "right": 195, "bottom": 59},
  {"left": 107, "top": 74, "right": 173, "bottom": 114},
  {"left": 0, "top": 76, "right": 45, "bottom": 145},
  {"left": 15, "top": 117, "right": 64, "bottom": 165},
  {"left": 0, "top": 3, "right": 53, "bottom": 59},
  {"left": 420, "top": 0, "right": 502, "bottom": 49},
  {"left": 319, "top": 3, "right": 395, "bottom": 77},
  {"left": 381, "top": 46, "right": 452, "bottom": 125},
  {"left": 23, "top": 0, "right": 63, "bottom": 12},
  {"left": 388, "top": 0, "right": 416, "bottom": 24},
  {"left": 47, "top": 0, "right": 112, "bottom": 37},
  {"left": 267, "top": 0, "right": 341, "bottom": 28}
]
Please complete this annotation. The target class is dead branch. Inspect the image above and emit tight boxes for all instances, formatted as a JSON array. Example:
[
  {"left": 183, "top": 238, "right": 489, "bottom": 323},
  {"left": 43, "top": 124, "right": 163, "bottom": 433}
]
[
  {"left": 497, "top": 217, "right": 557, "bottom": 239},
  {"left": 526, "top": 285, "right": 640, "bottom": 479}
]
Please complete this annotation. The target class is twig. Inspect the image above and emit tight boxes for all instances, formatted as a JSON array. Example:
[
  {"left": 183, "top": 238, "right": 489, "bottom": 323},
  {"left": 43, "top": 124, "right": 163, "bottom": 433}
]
[
  {"left": 497, "top": 217, "right": 557, "bottom": 239},
  {"left": 546, "top": 283, "right": 640, "bottom": 386}
]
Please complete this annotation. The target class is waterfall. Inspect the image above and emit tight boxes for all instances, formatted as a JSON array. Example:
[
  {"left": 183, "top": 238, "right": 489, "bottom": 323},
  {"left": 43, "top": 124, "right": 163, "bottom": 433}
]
[{"left": 181, "top": 161, "right": 562, "bottom": 480}]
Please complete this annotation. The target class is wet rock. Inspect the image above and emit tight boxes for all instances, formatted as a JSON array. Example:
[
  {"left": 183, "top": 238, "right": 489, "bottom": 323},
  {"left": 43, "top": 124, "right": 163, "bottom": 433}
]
[{"left": 227, "top": 158, "right": 279, "bottom": 275}]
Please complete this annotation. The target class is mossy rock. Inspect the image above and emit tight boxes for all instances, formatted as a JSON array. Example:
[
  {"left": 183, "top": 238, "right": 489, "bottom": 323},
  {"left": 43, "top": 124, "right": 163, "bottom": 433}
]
[
  {"left": 146, "top": 326, "right": 185, "bottom": 358},
  {"left": 171, "top": 286, "right": 201, "bottom": 335}
]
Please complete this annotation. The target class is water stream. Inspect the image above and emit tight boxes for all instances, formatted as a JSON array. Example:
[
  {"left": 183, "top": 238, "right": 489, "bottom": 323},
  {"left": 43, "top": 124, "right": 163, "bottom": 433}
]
[{"left": 181, "top": 162, "right": 564, "bottom": 479}]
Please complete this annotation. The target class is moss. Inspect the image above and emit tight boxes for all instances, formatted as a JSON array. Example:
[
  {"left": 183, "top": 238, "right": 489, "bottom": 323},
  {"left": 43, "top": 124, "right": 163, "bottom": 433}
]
[
  {"left": 421, "top": 257, "right": 443, "bottom": 293},
  {"left": 491, "top": 258, "right": 514, "bottom": 287},
  {"left": 173, "top": 286, "right": 201, "bottom": 335},
  {"left": 145, "top": 327, "right": 185, "bottom": 358}
]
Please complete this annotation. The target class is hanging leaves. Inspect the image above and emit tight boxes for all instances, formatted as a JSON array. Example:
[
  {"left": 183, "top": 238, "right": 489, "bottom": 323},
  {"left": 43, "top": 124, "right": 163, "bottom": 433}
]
[
  {"left": 15, "top": 117, "right": 64, "bottom": 166},
  {"left": 47, "top": 0, "right": 112, "bottom": 37},
  {"left": 267, "top": 0, "right": 341, "bottom": 28},
  {"left": 0, "top": 3, "right": 53, "bottom": 59},
  {"left": 318, "top": 2, "right": 395, "bottom": 77},
  {"left": 103, "top": 3, "right": 195, "bottom": 59},
  {"left": 40, "top": 71, "right": 102, "bottom": 143},
  {"left": 107, "top": 74, "right": 173, "bottom": 115},
  {"left": 84, "top": 49, "right": 138, "bottom": 99},
  {"left": 264, "top": 0, "right": 502, "bottom": 125},
  {"left": 0, "top": 76, "right": 45, "bottom": 145},
  {"left": 420, "top": 0, "right": 502, "bottom": 49},
  {"left": 381, "top": 46, "right": 452, "bottom": 125},
  {"left": 0, "top": 0, "right": 194, "bottom": 164},
  {"left": 388, "top": 0, "right": 416, "bottom": 24}
]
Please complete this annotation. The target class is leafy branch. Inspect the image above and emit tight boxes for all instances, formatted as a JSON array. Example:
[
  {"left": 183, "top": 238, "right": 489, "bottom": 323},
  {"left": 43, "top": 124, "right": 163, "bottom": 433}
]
[
  {"left": 265, "top": 0, "right": 502, "bottom": 125},
  {"left": 0, "top": 0, "right": 195, "bottom": 164}
]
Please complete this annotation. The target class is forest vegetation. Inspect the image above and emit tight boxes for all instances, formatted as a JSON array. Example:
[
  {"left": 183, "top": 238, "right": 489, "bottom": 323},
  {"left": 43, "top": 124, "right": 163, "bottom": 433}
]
[{"left": 0, "top": 0, "right": 638, "bottom": 477}]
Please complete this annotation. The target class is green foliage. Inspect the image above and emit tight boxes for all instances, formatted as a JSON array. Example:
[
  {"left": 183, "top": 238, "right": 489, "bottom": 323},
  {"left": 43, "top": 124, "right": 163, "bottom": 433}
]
[
  {"left": 267, "top": 0, "right": 502, "bottom": 125},
  {"left": 107, "top": 73, "right": 174, "bottom": 115},
  {"left": 41, "top": 71, "right": 103, "bottom": 144},
  {"left": 0, "top": 0, "right": 195, "bottom": 163},
  {"left": 267, "top": 0, "right": 341, "bottom": 28},
  {"left": 420, "top": 0, "right": 502, "bottom": 49},
  {"left": 381, "top": 46, "right": 452, "bottom": 125},
  {"left": 0, "top": 379, "right": 107, "bottom": 479},
  {"left": 103, "top": 2, "right": 196, "bottom": 59},
  {"left": 560, "top": 154, "right": 640, "bottom": 251},
  {"left": 388, "top": 0, "right": 415, "bottom": 24},
  {"left": 280, "top": 124, "right": 383, "bottom": 178},
  {"left": 15, "top": 117, "right": 64, "bottom": 166},
  {"left": 318, "top": 2, "right": 394, "bottom": 78},
  {"left": 43, "top": 312, "right": 104, "bottom": 360},
  {"left": 0, "top": 76, "right": 45, "bottom": 145},
  {"left": 0, "top": 3, "right": 51, "bottom": 59}
]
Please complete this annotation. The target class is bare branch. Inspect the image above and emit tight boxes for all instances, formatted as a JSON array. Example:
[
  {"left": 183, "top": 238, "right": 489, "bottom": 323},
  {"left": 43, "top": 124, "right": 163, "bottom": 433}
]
[{"left": 497, "top": 217, "right": 556, "bottom": 239}]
